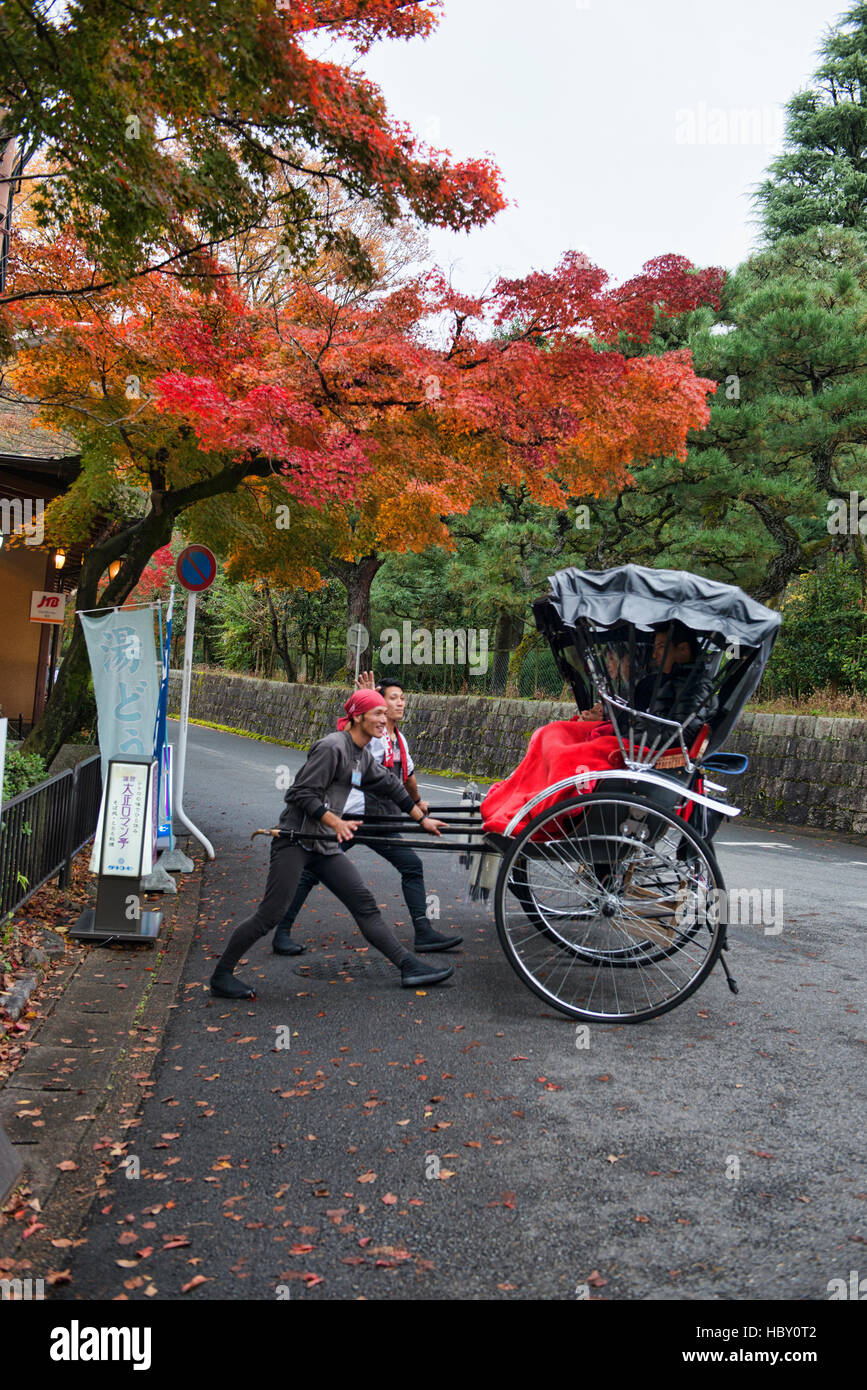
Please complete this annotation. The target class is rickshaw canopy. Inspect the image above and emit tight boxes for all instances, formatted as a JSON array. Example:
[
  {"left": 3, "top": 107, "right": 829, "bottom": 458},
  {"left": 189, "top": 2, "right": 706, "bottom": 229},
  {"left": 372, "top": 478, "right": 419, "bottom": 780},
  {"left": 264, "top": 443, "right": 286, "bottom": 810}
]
[
  {"left": 533, "top": 564, "right": 781, "bottom": 656},
  {"left": 533, "top": 564, "right": 782, "bottom": 755}
]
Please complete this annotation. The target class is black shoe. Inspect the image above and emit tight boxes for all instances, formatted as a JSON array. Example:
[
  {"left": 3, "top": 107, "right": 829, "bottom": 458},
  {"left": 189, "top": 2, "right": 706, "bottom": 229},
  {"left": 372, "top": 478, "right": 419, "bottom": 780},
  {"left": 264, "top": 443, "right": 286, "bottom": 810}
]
[
  {"left": 210, "top": 968, "right": 256, "bottom": 999},
  {"left": 273, "top": 925, "right": 305, "bottom": 956},
  {"left": 413, "top": 920, "right": 463, "bottom": 953},
  {"left": 400, "top": 955, "right": 454, "bottom": 988}
]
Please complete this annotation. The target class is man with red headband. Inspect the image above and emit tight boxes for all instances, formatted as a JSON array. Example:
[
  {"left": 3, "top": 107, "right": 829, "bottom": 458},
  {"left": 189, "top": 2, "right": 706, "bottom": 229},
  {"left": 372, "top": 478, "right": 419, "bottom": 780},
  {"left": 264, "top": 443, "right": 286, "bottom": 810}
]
[
  {"left": 210, "top": 689, "right": 454, "bottom": 1000},
  {"left": 273, "top": 674, "right": 462, "bottom": 957}
]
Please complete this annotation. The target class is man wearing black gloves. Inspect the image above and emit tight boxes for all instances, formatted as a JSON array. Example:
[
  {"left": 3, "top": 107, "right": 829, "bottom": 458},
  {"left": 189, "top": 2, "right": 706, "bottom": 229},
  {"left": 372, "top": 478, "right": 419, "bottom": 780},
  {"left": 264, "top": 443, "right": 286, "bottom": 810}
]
[{"left": 209, "top": 689, "right": 454, "bottom": 1000}]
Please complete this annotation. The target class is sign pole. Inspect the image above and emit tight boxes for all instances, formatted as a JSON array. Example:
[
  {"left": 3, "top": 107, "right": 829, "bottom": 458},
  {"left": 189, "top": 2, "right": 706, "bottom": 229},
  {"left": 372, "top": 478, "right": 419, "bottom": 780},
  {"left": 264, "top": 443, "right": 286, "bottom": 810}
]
[
  {"left": 174, "top": 586, "right": 215, "bottom": 859},
  {"left": 348, "top": 621, "right": 368, "bottom": 684}
]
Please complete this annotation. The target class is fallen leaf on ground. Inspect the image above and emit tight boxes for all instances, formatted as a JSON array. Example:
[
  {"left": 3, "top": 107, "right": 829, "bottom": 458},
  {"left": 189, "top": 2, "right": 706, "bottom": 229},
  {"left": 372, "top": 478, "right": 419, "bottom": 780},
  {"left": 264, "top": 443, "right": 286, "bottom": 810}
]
[{"left": 181, "top": 1275, "right": 209, "bottom": 1293}]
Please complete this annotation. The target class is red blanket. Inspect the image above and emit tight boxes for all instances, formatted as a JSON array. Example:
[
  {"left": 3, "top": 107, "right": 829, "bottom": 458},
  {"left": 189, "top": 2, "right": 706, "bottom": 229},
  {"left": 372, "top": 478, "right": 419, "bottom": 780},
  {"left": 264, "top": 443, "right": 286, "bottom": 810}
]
[{"left": 481, "top": 719, "right": 625, "bottom": 834}]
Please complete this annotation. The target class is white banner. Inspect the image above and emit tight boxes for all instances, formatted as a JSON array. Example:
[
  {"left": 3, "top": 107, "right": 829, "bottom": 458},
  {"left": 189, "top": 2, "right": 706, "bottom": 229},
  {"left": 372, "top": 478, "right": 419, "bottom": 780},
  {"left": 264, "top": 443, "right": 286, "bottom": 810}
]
[{"left": 80, "top": 609, "right": 160, "bottom": 786}]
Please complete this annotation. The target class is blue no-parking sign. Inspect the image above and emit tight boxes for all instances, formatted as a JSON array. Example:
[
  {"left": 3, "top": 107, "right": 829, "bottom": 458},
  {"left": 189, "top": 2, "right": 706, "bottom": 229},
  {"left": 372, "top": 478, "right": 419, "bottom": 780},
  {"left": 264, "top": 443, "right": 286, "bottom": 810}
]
[{"left": 176, "top": 544, "right": 217, "bottom": 592}]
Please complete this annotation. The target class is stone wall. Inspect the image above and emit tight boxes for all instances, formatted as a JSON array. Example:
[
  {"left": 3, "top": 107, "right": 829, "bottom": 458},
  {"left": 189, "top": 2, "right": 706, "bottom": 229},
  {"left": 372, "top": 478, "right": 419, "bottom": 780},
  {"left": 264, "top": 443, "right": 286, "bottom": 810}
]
[
  {"left": 725, "top": 713, "right": 867, "bottom": 835},
  {"left": 167, "top": 670, "right": 867, "bottom": 834}
]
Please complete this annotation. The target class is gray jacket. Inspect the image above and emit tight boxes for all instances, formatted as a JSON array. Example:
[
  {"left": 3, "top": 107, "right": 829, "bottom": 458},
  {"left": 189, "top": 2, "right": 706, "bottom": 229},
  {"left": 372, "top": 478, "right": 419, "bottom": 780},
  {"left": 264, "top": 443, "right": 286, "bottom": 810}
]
[{"left": 279, "top": 729, "right": 416, "bottom": 853}]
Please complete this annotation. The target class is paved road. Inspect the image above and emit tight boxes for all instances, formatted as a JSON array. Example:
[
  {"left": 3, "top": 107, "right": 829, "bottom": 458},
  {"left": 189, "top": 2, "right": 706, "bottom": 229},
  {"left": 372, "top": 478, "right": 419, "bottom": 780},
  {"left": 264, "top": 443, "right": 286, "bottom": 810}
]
[{"left": 56, "top": 722, "right": 865, "bottom": 1301}]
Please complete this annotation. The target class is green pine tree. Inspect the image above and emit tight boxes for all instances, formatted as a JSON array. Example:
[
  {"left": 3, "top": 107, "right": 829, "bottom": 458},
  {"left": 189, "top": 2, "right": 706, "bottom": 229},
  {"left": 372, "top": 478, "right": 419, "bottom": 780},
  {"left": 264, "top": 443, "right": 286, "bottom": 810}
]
[{"left": 755, "top": 3, "right": 867, "bottom": 242}]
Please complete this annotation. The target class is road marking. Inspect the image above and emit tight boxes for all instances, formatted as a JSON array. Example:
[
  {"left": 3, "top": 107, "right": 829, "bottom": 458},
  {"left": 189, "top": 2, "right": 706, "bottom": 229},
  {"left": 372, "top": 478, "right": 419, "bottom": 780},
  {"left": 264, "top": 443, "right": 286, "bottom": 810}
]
[{"left": 718, "top": 841, "right": 793, "bottom": 849}]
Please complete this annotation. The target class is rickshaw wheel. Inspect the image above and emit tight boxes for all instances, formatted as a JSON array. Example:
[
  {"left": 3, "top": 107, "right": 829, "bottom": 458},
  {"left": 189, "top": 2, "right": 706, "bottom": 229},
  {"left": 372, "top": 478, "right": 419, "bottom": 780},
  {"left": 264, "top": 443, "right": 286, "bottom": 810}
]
[
  {"left": 508, "top": 845, "right": 707, "bottom": 966},
  {"left": 495, "top": 792, "right": 726, "bottom": 1023}
]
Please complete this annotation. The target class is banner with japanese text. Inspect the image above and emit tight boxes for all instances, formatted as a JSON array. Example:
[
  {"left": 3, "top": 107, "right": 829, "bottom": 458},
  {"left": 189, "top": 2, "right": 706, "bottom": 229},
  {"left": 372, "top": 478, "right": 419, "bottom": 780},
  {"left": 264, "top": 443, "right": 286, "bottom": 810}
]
[
  {"left": 80, "top": 609, "right": 160, "bottom": 787},
  {"left": 153, "top": 589, "right": 174, "bottom": 846}
]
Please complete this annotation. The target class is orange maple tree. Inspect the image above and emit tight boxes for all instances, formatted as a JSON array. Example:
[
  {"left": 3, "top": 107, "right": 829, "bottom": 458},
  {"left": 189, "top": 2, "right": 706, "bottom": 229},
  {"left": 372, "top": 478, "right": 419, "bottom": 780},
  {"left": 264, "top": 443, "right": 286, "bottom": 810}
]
[
  {"left": 156, "top": 250, "right": 725, "bottom": 659},
  {"left": 8, "top": 207, "right": 723, "bottom": 760}
]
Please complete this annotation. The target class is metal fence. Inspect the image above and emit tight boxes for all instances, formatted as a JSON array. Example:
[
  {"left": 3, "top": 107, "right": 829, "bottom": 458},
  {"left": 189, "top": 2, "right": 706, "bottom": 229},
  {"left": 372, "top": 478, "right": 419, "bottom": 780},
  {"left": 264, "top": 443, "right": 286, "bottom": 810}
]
[
  {"left": 280, "top": 643, "right": 569, "bottom": 699},
  {"left": 0, "top": 754, "right": 102, "bottom": 921}
]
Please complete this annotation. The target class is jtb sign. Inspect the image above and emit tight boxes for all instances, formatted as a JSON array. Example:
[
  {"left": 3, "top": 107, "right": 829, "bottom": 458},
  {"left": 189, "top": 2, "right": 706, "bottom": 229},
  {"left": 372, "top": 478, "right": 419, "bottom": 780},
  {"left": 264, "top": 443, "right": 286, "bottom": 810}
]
[{"left": 30, "top": 591, "right": 66, "bottom": 624}]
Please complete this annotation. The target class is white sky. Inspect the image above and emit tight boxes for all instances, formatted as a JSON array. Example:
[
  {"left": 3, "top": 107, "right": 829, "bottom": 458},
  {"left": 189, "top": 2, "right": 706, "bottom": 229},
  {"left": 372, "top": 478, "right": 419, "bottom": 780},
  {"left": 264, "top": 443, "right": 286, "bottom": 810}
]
[{"left": 355, "top": 0, "right": 850, "bottom": 291}]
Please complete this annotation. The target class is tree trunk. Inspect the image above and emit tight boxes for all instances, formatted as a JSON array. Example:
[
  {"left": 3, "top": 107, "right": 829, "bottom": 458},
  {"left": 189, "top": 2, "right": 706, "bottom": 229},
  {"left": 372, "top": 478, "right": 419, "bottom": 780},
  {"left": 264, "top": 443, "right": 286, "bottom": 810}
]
[
  {"left": 491, "top": 608, "right": 524, "bottom": 690},
  {"left": 263, "top": 581, "right": 296, "bottom": 682},
  {"left": 743, "top": 495, "right": 811, "bottom": 606},
  {"left": 850, "top": 531, "right": 867, "bottom": 600},
  {"left": 330, "top": 553, "right": 383, "bottom": 674},
  {"left": 321, "top": 625, "right": 334, "bottom": 683},
  {"left": 506, "top": 629, "right": 541, "bottom": 697},
  {"left": 21, "top": 454, "right": 272, "bottom": 767}
]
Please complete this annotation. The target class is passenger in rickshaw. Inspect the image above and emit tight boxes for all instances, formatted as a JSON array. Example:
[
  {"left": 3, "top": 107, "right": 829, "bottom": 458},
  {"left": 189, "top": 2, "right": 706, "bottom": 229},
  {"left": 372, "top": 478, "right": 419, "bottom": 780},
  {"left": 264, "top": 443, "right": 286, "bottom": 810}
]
[
  {"left": 481, "top": 621, "right": 716, "bottom": 834},
  {"left": 580, "top": 620, "right": 717, "bottom": 740}
]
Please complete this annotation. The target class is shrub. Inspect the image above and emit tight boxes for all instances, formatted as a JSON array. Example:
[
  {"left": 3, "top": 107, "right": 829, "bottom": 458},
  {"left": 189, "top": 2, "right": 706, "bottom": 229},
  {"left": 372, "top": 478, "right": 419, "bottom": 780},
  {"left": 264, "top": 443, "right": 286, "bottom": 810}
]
[
  {"left": 761, "top": 557, "right": 867, "bottom": 699},
  {"left": 2, "top": 748, "right": 49, "bottom": 803}
]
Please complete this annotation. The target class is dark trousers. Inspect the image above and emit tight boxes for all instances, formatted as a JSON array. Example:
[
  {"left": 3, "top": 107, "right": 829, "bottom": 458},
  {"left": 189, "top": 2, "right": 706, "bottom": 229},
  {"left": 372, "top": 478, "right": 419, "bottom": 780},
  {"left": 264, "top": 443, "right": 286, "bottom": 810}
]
[
  {"left": 277, "top": 828, "right": 428, "bottom": 933},
  {"left": 216, "top": 837, "right": 411, "bottom": 973}
]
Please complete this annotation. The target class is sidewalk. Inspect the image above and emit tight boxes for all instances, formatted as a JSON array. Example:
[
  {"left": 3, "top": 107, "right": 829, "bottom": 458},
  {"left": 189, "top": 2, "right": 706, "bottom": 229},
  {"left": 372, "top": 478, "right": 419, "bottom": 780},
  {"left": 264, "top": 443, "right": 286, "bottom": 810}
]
[{"left": 0, "top": 838, "right": 204, "bottom": 1289}]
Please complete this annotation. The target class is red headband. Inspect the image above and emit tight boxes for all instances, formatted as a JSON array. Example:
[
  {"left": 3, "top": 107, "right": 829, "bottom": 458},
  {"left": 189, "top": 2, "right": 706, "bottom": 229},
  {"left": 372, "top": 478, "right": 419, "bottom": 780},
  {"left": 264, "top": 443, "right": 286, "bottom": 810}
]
[{"left": 336, "top": 689, "right": 386, "bottom": 731}]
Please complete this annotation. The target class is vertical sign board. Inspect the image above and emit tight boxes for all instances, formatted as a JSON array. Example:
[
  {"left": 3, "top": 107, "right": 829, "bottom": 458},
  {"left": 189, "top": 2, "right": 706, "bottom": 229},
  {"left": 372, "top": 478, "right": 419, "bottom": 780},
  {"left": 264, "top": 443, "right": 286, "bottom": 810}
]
[
  {"left": 71, "top": 756, "right": 161, "bottom": 943},
  {"left": 153, "top": 588, "right": 175, "bottom": 850},
  {"left": 156, "top": 744, "right": 173, "bottom": 849},
  {"left": 101, "top": 760, "right": 152, "bottom": 875}
]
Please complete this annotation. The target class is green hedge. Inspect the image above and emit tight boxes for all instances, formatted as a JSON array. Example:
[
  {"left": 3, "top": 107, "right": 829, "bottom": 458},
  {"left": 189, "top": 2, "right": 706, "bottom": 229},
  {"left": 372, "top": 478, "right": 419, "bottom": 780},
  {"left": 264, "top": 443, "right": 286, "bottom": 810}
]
[{"left": 2, "top": 748, "right": 49, "bottom": 803}]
